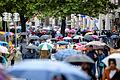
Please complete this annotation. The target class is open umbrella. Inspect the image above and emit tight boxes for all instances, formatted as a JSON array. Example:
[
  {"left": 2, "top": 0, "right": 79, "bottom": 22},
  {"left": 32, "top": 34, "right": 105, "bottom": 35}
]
[
  {"left": 38, "top": 43, "right": 53, "bottom": 50},
  {"left": 85, "top": 32, "right": 93, "bottom": 36},
  {"left": 0, "top": 46, "right": 9, "bottom": 53},
  {"left": 64, "top": 54, "right": 94, "bottom": 63},
  {"left": 85, "top": 41, "right": 106, "bottom": 47},
  {"left": 0, "top": 41, "right": 8, "bottom": 46},
  {"left": 102, "top": 53, "right": 120, "bottom": 68},
  {"left": 57, "top": 41, "right": 69, "bottom": 45},
  {"left": 73, "top": 35, "right": 83, "bottom": 39},
  {"left": 40, "top": 35, "right": 51, "bottom": 40},
  {"left": 84, "top": 35, "right": 94, "bottom": 41},
  {"left": 111, "top": 35, "right": 119, "bottom": 39},
  {"left": 29, "top": 36, "right": 40, "bottom": 40},
  {"left": 63, "top": 37, "right": 72, "bottom": 40},
  {"left": 54, "top": 49, "right": 81, "bottom": 61},
  {"left": 6, "top": 59, "right": 90, "bottom": 80},
  {"left": 26, "top": 44, "right": 39, "bottom": 50},
  {"left": 4, "top": 32, "right": 14, "bottom": 37}
]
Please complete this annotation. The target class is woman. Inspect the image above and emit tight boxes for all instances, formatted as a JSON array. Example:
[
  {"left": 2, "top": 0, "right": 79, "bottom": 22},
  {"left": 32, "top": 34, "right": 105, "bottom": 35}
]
[{"left": 102, "top": 58, "right": 120, "bottom": 80}]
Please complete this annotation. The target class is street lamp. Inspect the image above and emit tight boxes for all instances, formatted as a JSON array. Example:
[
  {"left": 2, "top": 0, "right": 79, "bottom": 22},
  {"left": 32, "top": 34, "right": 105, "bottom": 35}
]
[
  {"left": 2, "top": 12, "right": 20, "bottom": 48},
  {"left": 2, "top": 12, "right": 12, "bottom": 42}
]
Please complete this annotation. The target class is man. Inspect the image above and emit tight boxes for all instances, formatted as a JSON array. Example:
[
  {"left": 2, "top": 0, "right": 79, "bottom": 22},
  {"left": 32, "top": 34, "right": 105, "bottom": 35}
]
[{"left": 86, "top": 45, "right": 97, "bottom": 78}]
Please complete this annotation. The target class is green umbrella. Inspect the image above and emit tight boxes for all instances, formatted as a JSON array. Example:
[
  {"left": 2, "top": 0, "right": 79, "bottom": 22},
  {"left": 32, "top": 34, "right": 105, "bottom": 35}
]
[{"left": 39, "top": 43, "right": 53, "bottom": 50}]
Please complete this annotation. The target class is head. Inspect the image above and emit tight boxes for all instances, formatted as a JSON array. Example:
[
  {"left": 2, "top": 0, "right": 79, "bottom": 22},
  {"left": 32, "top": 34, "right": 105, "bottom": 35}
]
[
  {"left": 81, "top": 62, "right": 90, "bottom": 73},
  {"left": 88, "top": 45, "right": 93, "bottom": 51},
  {"left": 53, "top": 74, "right": 67, "bottom": 80},
  {"left": 108, "top": 58, "right": 117, "bottom": 70}
]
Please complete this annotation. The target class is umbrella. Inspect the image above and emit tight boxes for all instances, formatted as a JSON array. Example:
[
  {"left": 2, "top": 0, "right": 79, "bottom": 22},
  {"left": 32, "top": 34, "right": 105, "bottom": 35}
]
[
  {"left": 55, "top": 33, "right": 63, "bottom": 37},
  {"left": 85, "top": 41, "right": 106, "bottom": 47},
  {"left": 0, "top": 31, "right": 5, "bottom": 35},
  {"left": 38, "top": 43, "right": 53, "bottom": 50},
  {"left": 84, "top": 35, "right": 94, "bottom": 41},
  {"left": 26, "top": 44, "right": 39, "bottom": 50},
  {"left": 19, "top": 32, "right": 28, "bottom": 36},
  {"left": 85, "top": 32, "right": 93, "bottom": 36},
  {"left": 73, "top": 35, "right": 83, "bottom": 39},
  {"left": 0, "top": 41, "right": 8, "bottom": 46},
  {"left": 57, "top": 41, "right": 69, "bottom": 45},
  {"left": 40, "top": 35, "right": 51, "bottom": 40},
  {"left": 54, "top": 49, "right": 81, "bottom": 61},
  {"left": 63, "top": 37, "right": 72, "bottom": 40},
  {"left": 29, "top": 36, "right": 40, "bottom": 40},
  {"left": 91, "top": 35, "right": 99, "bottom": 40},
  {"left": 6, "top": 59, "right": 90, "bottom": 80},
  {"left": 4, "top": 32, "right": 14, "bottom": 37},
  {"left": 102, "top": 53, "right": 120, "bottom": 68},
  {"left": 111, "top": 35, "right": 119, "bottom": 39},
  {"left": 80, "top": 41, "right": 88, "bottom": 45},
  {"left": 76, "top": 45, "right": 86, "bottom": 51},
  {"left": 64, "top": 54, "right": 94, "bottom": 63},
  {"left": 0, "top": 46, "right": 9, "bottom": 53},
  {"left": 99, "top": 35, "right": 107, "bottom": 38}
]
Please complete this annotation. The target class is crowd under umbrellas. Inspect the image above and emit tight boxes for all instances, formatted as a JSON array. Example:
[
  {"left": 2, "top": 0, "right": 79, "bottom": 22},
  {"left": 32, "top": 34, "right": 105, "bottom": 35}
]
[{"left": 0, "top": 26, "right": 120, "bottom": 80}]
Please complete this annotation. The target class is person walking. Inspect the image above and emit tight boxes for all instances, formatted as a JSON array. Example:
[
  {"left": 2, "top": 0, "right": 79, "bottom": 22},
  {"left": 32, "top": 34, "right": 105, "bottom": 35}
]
[{"left": 102, "top": 58, "right": 120, "bottom": 80}]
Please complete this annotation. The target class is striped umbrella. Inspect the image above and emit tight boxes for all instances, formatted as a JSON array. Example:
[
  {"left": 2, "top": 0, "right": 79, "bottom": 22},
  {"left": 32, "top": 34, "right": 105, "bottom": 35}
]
[{"left": 38, "top": 43, "right": 53, "bottom": 50}]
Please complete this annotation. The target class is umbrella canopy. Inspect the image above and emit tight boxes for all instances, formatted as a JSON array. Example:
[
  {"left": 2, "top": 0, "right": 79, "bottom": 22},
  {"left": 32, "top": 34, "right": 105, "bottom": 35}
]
[
  {"left": 26, "top": 44, "right": 38, "bottom": 50},
  {"left": 73, "top": 35, "right": 83, "bottom": 39},
  {"left": 6, "top": 59, "right": 90, "bottom": 80},
  {"left": 63, "top": 37, "right": 72, "bottom": 40},
  {"left": 102, "top": 53, "right": 120, "bottom": 68},
  {"left": 0, "top": 46, "right": 9, "bottom": 53},
  {"left": 29, "top": 36, "right": 40, "bottom": 40},
  {"left": 85, "top": 32, "right": 93, "bottom": 36},
  {"left": 4, "top": 32, "right": 14, "bottom": 37},
  {"left": 38, "top": 43, "right": 53, "bottom": 50},
  {"left": 57, "top": 41, "right": 69, "bottom": 45},
  {"left": 84, "top": 35, "right": 94, "bottom": 41},
  {"left": 64, "top": 54, "right": 94, "bottom": 63},
  {"left": 40, "top": 35, "right": 51, "bottom": 40},
  {"left": 54, "top": 49, "right": 81, "bottom": 61},
  {"left": 19, "top": 32, "right": 28, "bottom": 36},
  {"left": 0, "top": 41, "right": 8, "bottom": 46},
  {"left": 0, "top": 31, "right": 5, "bottom": 35},
  {"left": 111, "top": 35, "right": 119, "bottom": 39},
  {"left": 91, "top": 35, "right": 99, "bottom": 40},
  {"left": 80, "top": 42, "right": 88, "bottom": 45},
  {"left": 85, "top": 41, "right": 106, "bottom": 47},
  {"left": 76, "top": 45, "right": 86, "bottom": 51}
]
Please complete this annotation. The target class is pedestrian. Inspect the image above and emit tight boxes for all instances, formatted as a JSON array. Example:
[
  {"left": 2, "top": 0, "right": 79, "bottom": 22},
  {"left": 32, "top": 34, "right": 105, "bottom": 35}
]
[
  {"left": 86, "top": 45, "right": 97, "bottom": 77},
  {"left": 81, "top": 62, "right": 96, "bottom": 80},
  {"left": 96, "top": 49, "right": 106, "bottom": 80},
  {"left": 102, "top": 58, "right": 120, "bottom": 80}
]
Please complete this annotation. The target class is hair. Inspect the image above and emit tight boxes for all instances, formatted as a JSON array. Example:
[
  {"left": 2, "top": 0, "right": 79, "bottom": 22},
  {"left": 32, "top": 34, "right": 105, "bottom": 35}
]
[
  {"left": 108, "top": 58, "right": 116, "bottom": 66},
  {"left": 89, "top": 45, "right": 93, "bottom": 48}
]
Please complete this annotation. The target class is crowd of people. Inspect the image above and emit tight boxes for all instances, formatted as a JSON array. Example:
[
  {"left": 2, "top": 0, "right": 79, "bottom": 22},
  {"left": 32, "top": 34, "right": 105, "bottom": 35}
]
[{"left": 0, "top": 26, "right": 120, "bottom": 80}]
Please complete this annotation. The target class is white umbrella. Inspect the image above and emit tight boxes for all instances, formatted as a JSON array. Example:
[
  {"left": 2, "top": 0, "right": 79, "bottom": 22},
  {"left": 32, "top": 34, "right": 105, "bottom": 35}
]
[
  {"left": 63, "top": 37, "right": 72, "bottom": 40},
  {"left": 0, "top": 46, "right": 9, "bottom": 53},
  {"left": 86, "top": 41, "right": 106, "bottom": 47},
  {"left": 102, "top": 53, "right": 120, "bottom": 68},
  {"left": 6, "top": 59, "right": 90, "bottom": 80}
]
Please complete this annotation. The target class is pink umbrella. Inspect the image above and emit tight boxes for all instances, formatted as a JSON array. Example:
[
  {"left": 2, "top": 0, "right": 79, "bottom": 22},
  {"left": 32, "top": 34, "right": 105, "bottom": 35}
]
[
  {"left": 76, "top": 45, "right": 86, "bottom": 51},
  {"left": 92, "top": 35, "right": 99, "bottom": 39}
]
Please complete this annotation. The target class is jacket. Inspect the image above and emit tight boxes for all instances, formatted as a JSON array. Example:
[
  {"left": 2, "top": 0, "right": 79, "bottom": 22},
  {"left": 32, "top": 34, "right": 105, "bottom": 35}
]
[{"left": 102, "top": 67, "right": 119, "bottom": 80}]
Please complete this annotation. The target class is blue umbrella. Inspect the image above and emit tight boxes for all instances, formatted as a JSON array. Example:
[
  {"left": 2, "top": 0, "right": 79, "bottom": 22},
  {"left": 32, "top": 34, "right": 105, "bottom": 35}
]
[
  {"left": 57, "top": 41, "right": 69, "bottom": 45},
  {"left": 55, "top": 33, "right": 63, "bottom": 37},
  {"left": 0, "top": 41, "right": 8, "bottom": 46},
  {"left": 54, "top": 49, "right": 81, "bottom": 61},
  {"left": 6, "top": 59, "right": 90, "bottom": 80},
  {"left": 111, "top": 35, "right": 119, "bottom": 39}
]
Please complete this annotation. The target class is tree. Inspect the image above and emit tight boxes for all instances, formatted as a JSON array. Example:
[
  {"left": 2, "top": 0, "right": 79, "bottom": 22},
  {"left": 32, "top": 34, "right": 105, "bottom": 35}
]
[
  {"left": 36, "top": 0, "right": 117, "bottom": 36},
  {"left": 0, "top": 0, "right": 38, "bottom": 32}
]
